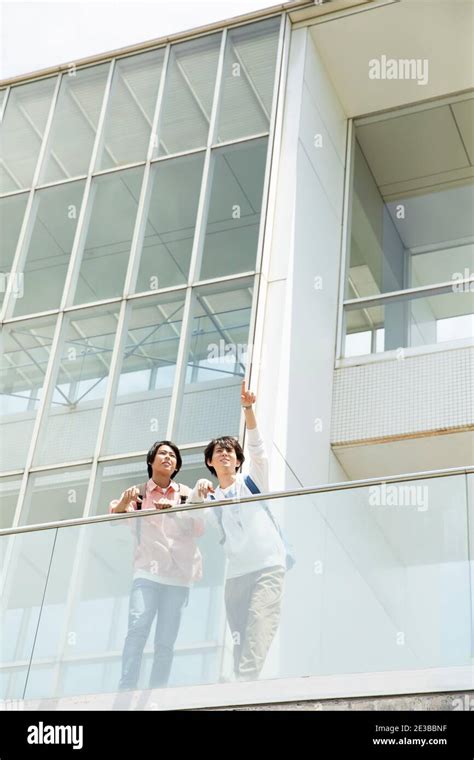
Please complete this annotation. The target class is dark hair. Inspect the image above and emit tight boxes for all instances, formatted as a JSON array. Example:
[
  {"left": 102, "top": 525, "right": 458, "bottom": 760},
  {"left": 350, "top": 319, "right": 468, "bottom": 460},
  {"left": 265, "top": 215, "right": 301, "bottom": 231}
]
[
  {"left": 147, "top": 440, "right": 182, "bottom": 479},
  {"left": 204, "top": 436, "right": 245, "bottom": 477}
]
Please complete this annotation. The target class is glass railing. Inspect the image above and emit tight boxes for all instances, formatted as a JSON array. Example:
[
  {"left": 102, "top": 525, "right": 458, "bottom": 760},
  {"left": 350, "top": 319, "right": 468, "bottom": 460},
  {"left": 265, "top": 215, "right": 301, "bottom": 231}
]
[{"left": 0, "top": 469, "right": 473, "bottom": 701}]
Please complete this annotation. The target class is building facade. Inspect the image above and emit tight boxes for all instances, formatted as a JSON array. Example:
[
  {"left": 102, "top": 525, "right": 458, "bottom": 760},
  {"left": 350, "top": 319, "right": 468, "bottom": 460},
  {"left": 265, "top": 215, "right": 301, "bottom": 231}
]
[{"left": 0, "top": 0, "right": 473, "bottom": 708}]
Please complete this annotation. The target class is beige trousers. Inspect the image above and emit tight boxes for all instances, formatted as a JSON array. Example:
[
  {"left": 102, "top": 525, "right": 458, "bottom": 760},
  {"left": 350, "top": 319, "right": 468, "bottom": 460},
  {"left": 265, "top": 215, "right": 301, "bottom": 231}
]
[{"left": 224, "top": 565, "right": 285, "bottom": 680}]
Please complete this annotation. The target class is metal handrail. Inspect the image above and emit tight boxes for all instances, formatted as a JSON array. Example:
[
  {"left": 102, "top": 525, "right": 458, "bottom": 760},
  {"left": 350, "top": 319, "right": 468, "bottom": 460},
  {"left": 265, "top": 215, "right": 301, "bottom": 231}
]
[{"left": 1, "top": 465, "right": 472, "bottom": 537}]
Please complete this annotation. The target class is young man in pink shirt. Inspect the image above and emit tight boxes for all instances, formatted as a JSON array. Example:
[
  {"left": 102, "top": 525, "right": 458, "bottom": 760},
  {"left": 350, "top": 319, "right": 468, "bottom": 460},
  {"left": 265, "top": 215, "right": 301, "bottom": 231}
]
[{"left": 109, "top": 441, "right": 204, "bottom": 690}]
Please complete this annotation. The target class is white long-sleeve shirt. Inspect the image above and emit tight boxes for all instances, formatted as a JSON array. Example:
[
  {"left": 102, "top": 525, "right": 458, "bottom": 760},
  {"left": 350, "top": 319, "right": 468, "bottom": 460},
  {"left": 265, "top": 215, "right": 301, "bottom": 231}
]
[{"left": 188, "top": 427, "right": 286, "bottom": 578}]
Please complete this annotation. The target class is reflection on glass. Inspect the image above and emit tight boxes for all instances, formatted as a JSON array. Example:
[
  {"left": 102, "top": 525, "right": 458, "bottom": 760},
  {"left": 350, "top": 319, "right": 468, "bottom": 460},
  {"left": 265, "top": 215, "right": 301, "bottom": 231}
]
[
  {"left": 344, "top": 289, "right": 474, "bottom": 357},
  {"left": 135, "top": 153, "right": 205, "bottom": 292},
  {"left": 0, "top": 193, "right": 29, "bottom": 308},
  {"left": 72, "top": 166, "right": 144, "bottom": 305},
  {"left": 97, "top": 49, "right": 165, "bottom": 170},
  {"left": 40, "top": 65, "right": 109, "bottom": 184},
  {"left": 0, "top": 77, "right": 57, "bottom": 193},
  {"left": 12, "top": 181, "right": 85, "bottom": 318},
  {"left": 0, "top": 476, "right": 22, "bottom": 529},
  {"left": 19, "top": 466, "right": 90, "bottom": 526},
  {"left": 0, "top": 316, "right": 58, "bottom": 472},
  {"left": 216, "top": 17, "right": 280, "bottom": 143},
  {"left": 103, "top": 294, "right": 185, "bottom": 455},
  {"left": 155, "top": 34, "right": 221, "bottom": 156},
  {"left": 33, "top": 305, "right": 120, "bottom": 466},
  {"left": 199, "top": 138, "right": 267, "bottom": 280},
  {"left": 177, "top": 277, "right": 253, "bottom": 443}
]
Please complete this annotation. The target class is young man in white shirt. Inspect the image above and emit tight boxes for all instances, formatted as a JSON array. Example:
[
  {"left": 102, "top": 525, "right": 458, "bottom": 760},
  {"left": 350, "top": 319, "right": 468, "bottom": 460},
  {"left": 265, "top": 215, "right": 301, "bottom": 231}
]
[{"left": 188, "top": 381, "right": 286, "bottom": 681}]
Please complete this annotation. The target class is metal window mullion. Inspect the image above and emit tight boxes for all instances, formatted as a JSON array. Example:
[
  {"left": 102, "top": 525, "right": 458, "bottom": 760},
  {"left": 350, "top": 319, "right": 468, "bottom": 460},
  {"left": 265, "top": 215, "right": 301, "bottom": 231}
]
[
  {"left": 242, "top": 14, "right": 288, "bottom": 444},
  {"left": 335, "top": 118, "right": 355, "bottom": 360},
  {"left": 1, "top": 187, "right": 39, "bottom": 321},
  {"left": 30, "top": 73, "right": 62, "bottom": 189},
  {"left": 82, "top": 300, "right": 130, "bottom": 517},
  {"left": 0, "top": 74, "right": 62, "bottom": 323},
  {"left": 207, "top": 29, "right": 227, "bottom": 149},
  {"left": 0, "top": 85, "right": 10, "bottom": 123},
  {"left": 121, "top": 47, "right": 171, "bottom": 297},
  {"left": 85, "top": 59, "right": 116, "bottom": 176},
  {"left": 169, "top": 31, "right": 226, "bottom": 288},
  {"left": 166, "top": 287, "right": 194, "bottom": 440},
  {"left": 146, "top": 45, "right": 171, "bottom": 163},
  {"left": 343, "top": 278, "right": 474, "bottom": 311},
  {"left": 254, "top": 13, "right": 287, "bottom": 278}
]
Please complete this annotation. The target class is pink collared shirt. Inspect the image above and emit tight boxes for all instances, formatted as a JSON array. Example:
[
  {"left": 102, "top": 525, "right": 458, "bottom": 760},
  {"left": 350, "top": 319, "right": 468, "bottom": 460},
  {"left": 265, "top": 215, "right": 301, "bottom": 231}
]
[{"left": 109, "top": 479, "right": 204, "bottom": 586}]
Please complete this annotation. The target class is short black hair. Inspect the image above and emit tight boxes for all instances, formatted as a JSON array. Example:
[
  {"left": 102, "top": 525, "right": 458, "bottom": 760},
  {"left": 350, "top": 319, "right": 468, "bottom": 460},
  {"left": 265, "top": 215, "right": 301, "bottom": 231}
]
[
  {"left": 204, "top": 436, "right": 245, "bottom": 477},
  {"left": 147, "top": 440, "right": 182, "bottom": 479}
]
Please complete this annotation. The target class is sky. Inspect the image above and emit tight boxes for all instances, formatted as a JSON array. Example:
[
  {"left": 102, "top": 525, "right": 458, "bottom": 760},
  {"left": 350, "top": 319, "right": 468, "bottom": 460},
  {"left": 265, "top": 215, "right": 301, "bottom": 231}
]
[{"left": 1, "top": 0, "right": 277, "bottom": 80}]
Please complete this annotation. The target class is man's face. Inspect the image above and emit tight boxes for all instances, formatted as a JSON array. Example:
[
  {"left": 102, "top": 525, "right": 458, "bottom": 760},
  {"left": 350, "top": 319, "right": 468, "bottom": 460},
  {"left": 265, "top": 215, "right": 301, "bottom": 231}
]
[
  {"left": 151, "top": 445, "right": 177, "bottom": 481},
  {"left": 208, "top": 443, "right": 240, "bottom": 476}
]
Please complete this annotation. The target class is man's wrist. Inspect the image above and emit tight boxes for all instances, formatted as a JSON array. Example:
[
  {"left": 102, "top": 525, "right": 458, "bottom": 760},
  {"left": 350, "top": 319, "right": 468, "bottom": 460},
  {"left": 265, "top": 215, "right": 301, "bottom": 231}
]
[{"left": 242, "top": 404, "right": 253, "bottom": 410}]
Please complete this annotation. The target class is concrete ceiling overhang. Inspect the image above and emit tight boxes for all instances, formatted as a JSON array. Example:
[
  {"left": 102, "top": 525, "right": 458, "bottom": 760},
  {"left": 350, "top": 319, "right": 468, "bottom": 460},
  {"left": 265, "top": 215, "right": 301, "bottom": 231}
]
[{"left": 308, "top": 0, "right": 474, "bottom": 118}]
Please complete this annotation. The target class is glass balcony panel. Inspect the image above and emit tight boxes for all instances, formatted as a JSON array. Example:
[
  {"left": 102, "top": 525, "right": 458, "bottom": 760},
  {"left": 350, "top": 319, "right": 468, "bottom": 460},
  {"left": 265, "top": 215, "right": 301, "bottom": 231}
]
[
  {"left": 0, "top": 529, "right": 56, "bottom": 699},
  {"left": 1, "top": 472, "right": 467, "bottom": 701}
]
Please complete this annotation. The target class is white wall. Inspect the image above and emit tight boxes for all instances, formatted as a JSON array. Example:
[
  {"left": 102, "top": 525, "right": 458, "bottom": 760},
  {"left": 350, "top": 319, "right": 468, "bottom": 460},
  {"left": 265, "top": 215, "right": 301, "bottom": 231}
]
[{"left": 255, "top": 27, "right": 348, "bottom": 491}]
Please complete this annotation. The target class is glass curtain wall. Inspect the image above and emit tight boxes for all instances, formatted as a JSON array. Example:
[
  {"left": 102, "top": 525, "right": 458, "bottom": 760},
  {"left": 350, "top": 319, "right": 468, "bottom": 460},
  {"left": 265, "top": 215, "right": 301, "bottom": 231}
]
[
  {"left": 0, "top": 16, "right": 283, "bottom": 528},
  {"left": 343, "top": 94, "right": 474, "bottom": 357}
]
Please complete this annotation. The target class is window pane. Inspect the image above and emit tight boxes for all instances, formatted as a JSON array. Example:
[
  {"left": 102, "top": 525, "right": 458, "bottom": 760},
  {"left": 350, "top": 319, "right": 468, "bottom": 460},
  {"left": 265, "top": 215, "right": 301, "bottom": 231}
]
[
  {"left": 33, "top": 305, "right": 120, "bottom": 466},
  {"left": 12, "top": 181, "right": 85, "bottom": 318},
  {"left": 0, "top": 316, "right": 57, "bottom": 472},
  {"left": 0, "top": 77, "right": 57, "bottom": 193},
  {"left": 348, "top": 99, "right": 474, "bottom": 298},
  {"left": 155, "top": 34, "right": 221, "bottom": 157},
  {"left": 199, "top": 138, "right": 267, "bottom": 280},
  {"left": 344, "top": 289, "right": 474, "bottom": 356},
  {"left": 136, "top": 153, "right": 205, "bottom": 292},
  {"left": 216, "top": 17, "right": 280, "bottom": 143},
  {"left": 177, "top": 277, "right": 253, "bottom": 443},
  {"left": 90, "top": 449, "right": 208, "bottom": 515},
  {"left": 72, "top": 166, "right": 144, "bottom": 305},
  {"left": 103, "top": 293, "right": 185, "bottom": 455},
  {"left": 40, "top": 65, "right": 109, "bottom": 184},
  {"left": 19, "top": 466, "right": 90, "bottom": 525},
  {"left": 0, "top": 475, "right": 22, "bottom": 529},
  {"left": 0, "top": 192, "right": 29, "bottom": 308},
  {"left": 97, "top": 49, "right": 165, "bottom": 170}
]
